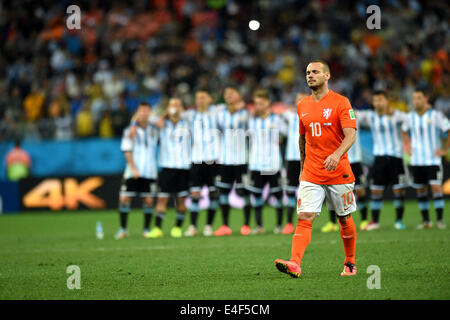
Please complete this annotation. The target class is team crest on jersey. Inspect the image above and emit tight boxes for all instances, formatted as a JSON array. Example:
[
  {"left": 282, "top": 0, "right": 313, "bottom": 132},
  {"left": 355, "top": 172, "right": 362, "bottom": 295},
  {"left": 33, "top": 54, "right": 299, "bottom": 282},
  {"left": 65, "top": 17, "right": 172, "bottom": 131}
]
[{"left": 323, "top": 108, "right": 332, "bottom": 119}]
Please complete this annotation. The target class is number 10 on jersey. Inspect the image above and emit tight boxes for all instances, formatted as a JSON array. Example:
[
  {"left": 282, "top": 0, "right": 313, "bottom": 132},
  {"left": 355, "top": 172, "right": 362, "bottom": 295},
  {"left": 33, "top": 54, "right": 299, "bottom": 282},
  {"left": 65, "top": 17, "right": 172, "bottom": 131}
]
[
  {"left": 309, "top": 122, "right": 322, "bottom": 137},
  {"left": 341, "top": 191, "right": 354, "bottom": 207}
]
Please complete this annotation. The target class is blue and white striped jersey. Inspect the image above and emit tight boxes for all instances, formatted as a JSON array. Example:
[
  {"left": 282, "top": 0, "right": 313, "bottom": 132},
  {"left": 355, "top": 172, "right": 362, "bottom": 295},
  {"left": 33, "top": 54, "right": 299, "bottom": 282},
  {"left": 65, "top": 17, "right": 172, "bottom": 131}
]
[
  {"left": 347, "top": 118, "right": 362, "bottom": 164},
  {"left": 215, "top": 104, "right": 249, "bottom": 165},
  {"left": 158, "top": 118, "right": 191, "bottom": 169},
  {"left": 247, "top": 113, "right": 287, "bottom": 172},
  {"left": 182, "top": 106, "right": 221, "bottom": 164},
  {"left": 121, "top": 124, "right": 158, "bottom": 180},
  {"left": 402, "top": 109, "right": 450, "bottom": 166},
  {"left": 281, "top": 109, "right": 301, "bottom": 161},
  {"left": 358, "top": 109, "right": 406, "bottom": 158}
]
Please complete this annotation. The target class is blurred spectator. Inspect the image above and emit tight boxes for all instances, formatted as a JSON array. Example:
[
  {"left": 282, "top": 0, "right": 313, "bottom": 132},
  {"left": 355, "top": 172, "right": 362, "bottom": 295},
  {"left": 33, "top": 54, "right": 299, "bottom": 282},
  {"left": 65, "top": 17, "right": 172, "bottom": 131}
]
[
  {"left": 5, "top": 139, "right": 32, "bottom": 181},
  {"left": 0, "top": 86, "right": 9, "bottom": 120},
  {"left": 98, "top": 109, "right": 114, "bottom": 138},
  {"left": 6, "top": 87, "right": 23, "bottom": 121},
  {"left": 435, "top": 83, "right": 450, "bottom": 118},
  {"left": 23, "top": 85, "right": 45, "bottom": 122},
  {"left": 112, "top": 99, "right": 131, "bottom": 137},
  {"left": 103, "top": 73, "right": 125, "bottom": 110},
  {"left": 76, "top": 102, "right": 95, "bottom": 138},
  {"left": 93, "top": 60, "right": 113, "bottom": 84},
  {"left": 38, "top": 117, "right": 56, "bottom": 140},
  {"left": 103, "top": 73, "right": 125, "bottom": 106},
  {"left": 389, "top": 90, "right": 409, "bottom": 112},
  {"left": 22, "top": 121, "right": 41, "bottom": 141},
  {"left": 90, "top": 93, "right": 108, "bottom": 123},
  {"left": 123, "top": 69, "right": 139, "bottom": 96},
  {"left": 84, "top": 77, "right": 102, "bottom": 101},
  {"left": 142, "top": 69, "right": 162, "bottom": 97},
  {"left": 52, "top": 106, "right": 73, "bottom": 141},
  {"left": 278, "top": 56, "right": 296, "bottom": 86},
  {"left": 48, "top": 93, "right": 70, "bottom": 119},
  {"left": 0, "top": 113, "right": 20, "bottom": 142},
  {"left": 133, "top": 46, "right": 151, "bottom": 75},
  {"left": 50, "top": 45, "right": 72, "bottom": 72},
  {"left": 125, "top": 91, "right": 140, "bottom": 113},
  {"left": 65, "top": 73, "right": 82, "bottom": 100}
]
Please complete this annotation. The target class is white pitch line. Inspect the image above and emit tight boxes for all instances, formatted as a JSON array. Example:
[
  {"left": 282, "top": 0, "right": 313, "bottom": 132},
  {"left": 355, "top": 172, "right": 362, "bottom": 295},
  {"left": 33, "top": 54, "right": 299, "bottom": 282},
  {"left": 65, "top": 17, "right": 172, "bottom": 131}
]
[{"left": 1, "top": 238, "right": 448, "bottom": 255}]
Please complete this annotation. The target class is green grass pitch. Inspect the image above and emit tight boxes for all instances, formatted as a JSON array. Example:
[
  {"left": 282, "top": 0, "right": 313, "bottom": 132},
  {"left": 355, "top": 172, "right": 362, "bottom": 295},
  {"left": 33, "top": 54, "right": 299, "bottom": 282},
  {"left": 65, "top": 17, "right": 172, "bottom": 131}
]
[{"left": 0, "top": 200, "right": 449, "bottom": 300}]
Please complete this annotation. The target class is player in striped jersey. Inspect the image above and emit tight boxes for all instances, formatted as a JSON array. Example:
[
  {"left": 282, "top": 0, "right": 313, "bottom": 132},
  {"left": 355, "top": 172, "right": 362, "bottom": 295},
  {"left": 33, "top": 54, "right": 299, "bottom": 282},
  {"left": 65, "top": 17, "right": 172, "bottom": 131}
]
[
  {"left": 115, "top": 102, "right": 158, "bottom": 239},
  {"left": 357, "top": 90, "right": 409, "bottom": 231},
  {"left": 244, "top": 89, "right": 287, "bottom": 235},
  {"left": 182, "top": 90, "right": 221, "bottom": 237},
  {"left": 280, "top": 92, "right": 308, "bottom": 234},
  {"left": 214, "top": 86, "right": 251, "bottom": 236},
  {"left": 401, "top": 89, "right": 450, "bottom": 229},
  {"left": 322, "top": 116, "right": 370, "bottom": 232},
  {"left": 147, "top": 98, "right": 192, "bottom": 238}
]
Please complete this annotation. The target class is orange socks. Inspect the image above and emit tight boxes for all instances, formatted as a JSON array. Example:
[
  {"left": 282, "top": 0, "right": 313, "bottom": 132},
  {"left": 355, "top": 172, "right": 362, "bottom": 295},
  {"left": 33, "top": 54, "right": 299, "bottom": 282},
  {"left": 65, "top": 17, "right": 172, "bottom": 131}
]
[
  {"left": 338, "top": 215, "right": 357, "bottom": 265},
  {"left": 290, "top": 216, "right": 356, "bottom": 267},
  {"left": 290, "top": 219, "right": 313, "bottom": 266}
]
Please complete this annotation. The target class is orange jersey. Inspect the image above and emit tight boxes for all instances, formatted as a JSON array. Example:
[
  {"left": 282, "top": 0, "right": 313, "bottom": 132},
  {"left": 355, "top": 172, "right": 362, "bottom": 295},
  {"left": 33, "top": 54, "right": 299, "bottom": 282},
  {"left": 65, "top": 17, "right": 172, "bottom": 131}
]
[{"left": 297, "top": 90, "right": 357, "bottom": 185}]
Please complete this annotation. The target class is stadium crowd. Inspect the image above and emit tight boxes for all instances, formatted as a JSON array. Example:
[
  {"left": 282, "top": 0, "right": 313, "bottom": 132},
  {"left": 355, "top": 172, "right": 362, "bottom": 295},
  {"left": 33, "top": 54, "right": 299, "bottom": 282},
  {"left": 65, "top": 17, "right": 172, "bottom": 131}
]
[{"left": 0, "top": 0, "right": 449, "bottom": 142}]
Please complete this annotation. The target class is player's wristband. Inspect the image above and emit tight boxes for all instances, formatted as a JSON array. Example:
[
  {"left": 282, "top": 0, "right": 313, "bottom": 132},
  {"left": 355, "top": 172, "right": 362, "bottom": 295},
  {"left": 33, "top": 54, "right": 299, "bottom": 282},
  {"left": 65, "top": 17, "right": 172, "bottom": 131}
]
[{"left": 131, "top": 121, "right": 138, "bottom": 126}]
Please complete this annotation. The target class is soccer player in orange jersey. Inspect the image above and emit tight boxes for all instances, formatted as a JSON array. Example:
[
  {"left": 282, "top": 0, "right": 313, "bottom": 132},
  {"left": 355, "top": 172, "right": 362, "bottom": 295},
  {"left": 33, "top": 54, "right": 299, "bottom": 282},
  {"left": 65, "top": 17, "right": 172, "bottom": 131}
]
[{"left": 274, "top": 60, "right": 358, "bottom": 278}]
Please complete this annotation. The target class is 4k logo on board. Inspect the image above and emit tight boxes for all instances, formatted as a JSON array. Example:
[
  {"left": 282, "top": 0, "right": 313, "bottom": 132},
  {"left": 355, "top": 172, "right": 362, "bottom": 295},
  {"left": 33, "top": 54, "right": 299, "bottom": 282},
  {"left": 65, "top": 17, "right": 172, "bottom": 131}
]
[{"left": 23, "top": 177, "right": 106, "bottom": 210}]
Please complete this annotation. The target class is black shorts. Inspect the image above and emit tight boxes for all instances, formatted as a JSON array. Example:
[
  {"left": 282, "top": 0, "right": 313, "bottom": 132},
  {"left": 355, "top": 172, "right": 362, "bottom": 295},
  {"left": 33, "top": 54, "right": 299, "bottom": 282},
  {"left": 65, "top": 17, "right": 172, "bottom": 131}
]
[
  {"left": 120, "top": 178, "right": 157, "bottom": 198},
  {"left": 371, "top": 156, "right": 408, "bottom": 189},
  {"left": 245, "top": 171, "right": 283, "bottom": 194},
  {"left": 409, "top": 165, "right": 443, "bottom": 188},
  {"left": 215, "top": 164, "right": 248, "bottom": 190},
  {"left": 351, "top": 162, "right": 367, "bottom": 189},
  {"left": 285, "top": 160, "right": 300, "bottom": 192},
  {"left": 158, "top": 168, "right": 190, "bottom": 197},
  {"left": 190, "top": 163, "right": 219, "bottom": 192}
]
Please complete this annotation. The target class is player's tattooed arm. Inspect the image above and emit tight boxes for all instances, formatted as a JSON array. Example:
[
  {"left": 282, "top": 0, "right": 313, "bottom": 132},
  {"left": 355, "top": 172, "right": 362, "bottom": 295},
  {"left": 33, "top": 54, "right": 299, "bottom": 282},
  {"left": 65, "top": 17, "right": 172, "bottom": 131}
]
[
  {"left": 323, "top": 127, "right": 356, "bottom": 171},
  {"left": 299, "top": 134, "right": 306, "bottom": 177}
]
